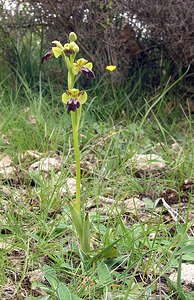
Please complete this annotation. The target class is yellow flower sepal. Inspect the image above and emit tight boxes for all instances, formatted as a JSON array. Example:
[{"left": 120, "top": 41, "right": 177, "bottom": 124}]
[
  {"left": 52, "top": 41, "right": 64, "bottom": 58},
  {"left": 52, "top": 41, "right": 64, "bottom": 49},
  {"left": 62, "top": 88, "right": 87, "bottom": 105},
  {"left": 52, "top": 47, "right": 63, "bottom": 58}
]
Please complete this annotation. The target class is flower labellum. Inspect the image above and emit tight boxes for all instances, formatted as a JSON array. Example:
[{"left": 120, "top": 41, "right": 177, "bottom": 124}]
[
  {"left": 81, "top": 67, "right": 96, "bottom": 79},
  {"left": 67, "top": 98, "right": 80, "bottom": 112}
]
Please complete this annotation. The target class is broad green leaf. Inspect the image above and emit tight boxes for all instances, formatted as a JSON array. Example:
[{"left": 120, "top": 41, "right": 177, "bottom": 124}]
[
  {"left": 72, "top": 294, "right": 83, "bottom": 300},
  {"left": 81, "top": 214, "right": 90, "bottom": 253},
  {"left": 182, "top": 245, "right": 194, "bottom": 253},
  {"left": 68, "top": 202, "right": 83, "bottom": 240},
  {"left": 91, "top": 236, "right": 124, "bottom": 264},
  {"left": 57, "top": 282, "right": 72, "bottom": 300},
  {"left": 31, "top": 281, "right": 51, "bottom": 294},
  {"left": 143, "top": 198, "right": 154, "bottom": 209},
  {"left": 39, "top": 296, "right": 50, "bottom": 300},
  {"left": 182, "top": 253, "right": 194, "bottom": 261},
  {"left": 43, "top": 265, "right": 59, "bottom": 290},
  {"left": 97, "top": 262, "right": 113, "bottom": 284}
]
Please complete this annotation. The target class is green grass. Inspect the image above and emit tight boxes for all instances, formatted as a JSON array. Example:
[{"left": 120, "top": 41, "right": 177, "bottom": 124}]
[{"left": 0, "top": 64, "right": 194, "bottom": 300}]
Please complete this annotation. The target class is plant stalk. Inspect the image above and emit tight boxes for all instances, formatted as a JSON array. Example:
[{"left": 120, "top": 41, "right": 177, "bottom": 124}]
[{"left": 71, "top": 110, "right": 81, "bottom": 212}]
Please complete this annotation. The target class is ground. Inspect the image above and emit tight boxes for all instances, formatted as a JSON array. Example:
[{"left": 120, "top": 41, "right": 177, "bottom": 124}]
[{"left": 0, "top": 94, "right": 194, "bottom": 299}]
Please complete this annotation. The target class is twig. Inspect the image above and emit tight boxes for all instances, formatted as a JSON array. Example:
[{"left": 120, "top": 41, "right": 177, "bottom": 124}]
[{"left": 155, "top": 198, "right": 194, "bottom": 236}]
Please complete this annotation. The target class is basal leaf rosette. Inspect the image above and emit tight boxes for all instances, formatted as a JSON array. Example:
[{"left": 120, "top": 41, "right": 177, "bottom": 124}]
[
  {"left": 73, "top": 58, "right": 95, "bottom": 79},
  {"left": 62, "top": 88, "right": 87, "bottom": 112}
]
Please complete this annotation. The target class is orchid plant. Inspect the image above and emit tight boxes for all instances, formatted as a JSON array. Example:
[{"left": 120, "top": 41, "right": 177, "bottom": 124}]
[
  {"left": 42, "top": 32, "right": 117, "bottom": 256},
  {"left": 42, "top": 32, "right": 95, "bottom": 253}
]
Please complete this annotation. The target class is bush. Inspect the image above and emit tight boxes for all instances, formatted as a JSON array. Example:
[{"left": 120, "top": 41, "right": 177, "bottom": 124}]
[{"left": 1, "top": 0, "right": 194, "bottom": 84}]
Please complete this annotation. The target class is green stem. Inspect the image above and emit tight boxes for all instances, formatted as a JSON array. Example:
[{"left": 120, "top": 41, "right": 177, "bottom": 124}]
[
  {"left": 68, "top": 67, "right": 80, "bottom": 212},
  {"left": 71, "top": 110, "right": 81, "bottom": 212},
  {"left": 68, "top": 70, "right": 74, "bottom": 89}
]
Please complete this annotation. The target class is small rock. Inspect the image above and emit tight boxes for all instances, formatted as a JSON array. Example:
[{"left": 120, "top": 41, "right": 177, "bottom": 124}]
[
  {"left": 27, "top": 269, "right": 45, "bottom": 283},
  {"left": 22, "top": 150, "right": 42, "bottom": 161},
  {"left": 0, "top": 186, "right": 12, "bottom": 197},
  {"left": 124, "top": 197, "right": 145, "bottom": 211},
  {"left": 86, "top": 196, "right": 115, "bottom": 213},
  {"left": 99, "top": 196, "right": 115, "bottom": 205},
  {"left": 0, "top": 155, "right": 15, "bottom": 179},
  {"left": 128, "top": 153, "right": 166, "bottom": 172},
  {"left": 2, "top": 281, "right": 16, "bottom": 299},
  {"left": 0, "top": 242, "right": 9, "bottom": 250},
  {"left": 169, "top": 263, "right": 194, "bottom": 286},
  {"left": 29, "top": 156, "right": 62, "bottom": 173},
  {"left": 28, "top": 114, "right": 36, "bottom": 126},
  {"left": 171, "top": 142, "right": 181, "bottom": 151},
  {"left": 0, "top": 155, "right": 12, "bottom": 168},
  {"left": 0, "top": 133, "right": 10, "bottom": 145},
  {"left": 60, "top": 178, "right": 77, "bottom": 196}
]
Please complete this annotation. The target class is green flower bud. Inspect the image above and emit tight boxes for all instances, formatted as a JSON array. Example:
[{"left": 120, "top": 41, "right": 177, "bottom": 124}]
[{"left": 69, "top": 32, "right": 77, "bottom": 42}]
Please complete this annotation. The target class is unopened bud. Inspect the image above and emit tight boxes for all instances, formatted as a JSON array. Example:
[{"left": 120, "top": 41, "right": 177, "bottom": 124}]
[{"left": 69, "top": 32, "right": 77, "bottom": 42}]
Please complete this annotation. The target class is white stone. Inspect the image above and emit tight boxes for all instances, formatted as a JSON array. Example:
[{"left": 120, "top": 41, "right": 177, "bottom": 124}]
[
  {"left": 128, "top": 153, "right": 166, "bottom": 171},
  {"left": 60, "top": 178, "right": 77, "bottom": 196},
  {"left": 29, "top": 157, "right": 62, "bottom": 173},
  {"left": 169, "top": 263, "right": 194, "bottom": 286},
  {"left": 0, "top": 155, "right": 15, "bottom": 178},
  {"left": 124, "top": 197, "right": 145, "bottom": 211}
]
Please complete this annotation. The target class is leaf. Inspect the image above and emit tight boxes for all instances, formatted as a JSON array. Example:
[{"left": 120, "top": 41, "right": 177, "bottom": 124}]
[
  {"left": 97, "top": 262, "right": 113, "bottom": 284},
  {"left": 81, "top": 213, "right": 90, "bottom": 253},
  {"left": 177, "top": 244, "right": 194, "bottom": 261},
  {"left": 143, "top": 198, "right": 155, "bottom": 209},
  {"left": 182, "top": 253, "right": 194, "bottom": 261},
  {"left": 91, "top": 235, "right": 125, "bottom": 264},
  {"left": 71, "top": 294, "right": 83, "bottom": 300},
  {"left": 31, "top": 281, "right": 51, "bottom": 294},
  {"left": 43, "top": 265, "right": 59, "bottom": 290},
  {"left": 39, "top": 296, "right": 50, "bottom": 300},
  {"left": 177, "top": 255, "right": 187, "bottom": 300},
  {"left": 57, "top": 282, "right": 72, "bottom": 300},
  {"left": 68, "top": 202, "right": 83, "bottom": 240}
]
